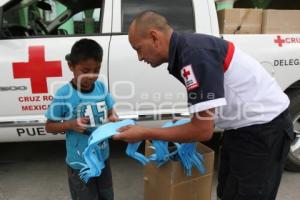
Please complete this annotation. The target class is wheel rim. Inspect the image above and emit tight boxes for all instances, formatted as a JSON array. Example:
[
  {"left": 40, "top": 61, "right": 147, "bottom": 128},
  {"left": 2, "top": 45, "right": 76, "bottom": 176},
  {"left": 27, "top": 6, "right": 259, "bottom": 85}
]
[{"left": 291, "top": 114, "right": 300, "bottom": 161}]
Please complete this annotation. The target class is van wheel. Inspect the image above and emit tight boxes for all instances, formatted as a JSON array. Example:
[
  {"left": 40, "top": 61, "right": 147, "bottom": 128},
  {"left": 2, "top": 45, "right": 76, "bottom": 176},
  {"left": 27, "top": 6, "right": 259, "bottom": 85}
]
[{"left": 285, "top": 89, "right": 300, "bottom": 171}]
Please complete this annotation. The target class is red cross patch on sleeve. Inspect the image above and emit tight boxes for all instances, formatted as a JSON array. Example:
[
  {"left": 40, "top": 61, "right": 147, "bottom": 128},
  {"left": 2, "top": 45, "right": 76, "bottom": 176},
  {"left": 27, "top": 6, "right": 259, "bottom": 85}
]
[{"left": 180, "top": 64, "right": 199, "bottom": 91}]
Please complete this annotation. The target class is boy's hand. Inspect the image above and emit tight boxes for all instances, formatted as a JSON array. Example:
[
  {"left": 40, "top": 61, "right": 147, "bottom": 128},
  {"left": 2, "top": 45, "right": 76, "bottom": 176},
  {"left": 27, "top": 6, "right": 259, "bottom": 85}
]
[
  {"left": 108, "top": 113, "right": 119, "bottom": 122},
  {"left": 107, "top": 109, "right": 119, "bottom": 122},
  {"left": 67, "top": 117, "right": 90, "bottom": 133},
  {"left": 172, "top": 117, "right": 182, "bottom": 123}
]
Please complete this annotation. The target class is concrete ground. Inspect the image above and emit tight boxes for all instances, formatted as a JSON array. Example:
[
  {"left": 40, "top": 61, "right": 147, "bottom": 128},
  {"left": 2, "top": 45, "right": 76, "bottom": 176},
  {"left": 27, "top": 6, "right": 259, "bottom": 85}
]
[{"left": 0, "top": 140, "right": 299, "bottom": 200}]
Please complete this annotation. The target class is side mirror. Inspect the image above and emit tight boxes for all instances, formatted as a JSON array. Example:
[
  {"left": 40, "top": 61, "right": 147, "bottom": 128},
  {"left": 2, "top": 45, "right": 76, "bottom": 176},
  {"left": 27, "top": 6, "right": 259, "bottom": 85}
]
[{"left": 36, "top": 0, "right": 52, "bottom": 11}]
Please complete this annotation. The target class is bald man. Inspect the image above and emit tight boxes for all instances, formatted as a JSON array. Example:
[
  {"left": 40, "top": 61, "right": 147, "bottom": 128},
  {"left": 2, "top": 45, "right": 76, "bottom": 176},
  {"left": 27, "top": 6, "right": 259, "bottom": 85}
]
[{"left": 113, "top": 11, "right": 295, "bottom": 200}]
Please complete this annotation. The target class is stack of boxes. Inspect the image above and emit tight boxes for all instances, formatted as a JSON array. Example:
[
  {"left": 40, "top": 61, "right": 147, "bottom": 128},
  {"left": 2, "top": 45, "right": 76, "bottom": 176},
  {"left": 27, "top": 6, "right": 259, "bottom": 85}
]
[{"left": 217, "top": 8, "right": 300, "bottom": 34}]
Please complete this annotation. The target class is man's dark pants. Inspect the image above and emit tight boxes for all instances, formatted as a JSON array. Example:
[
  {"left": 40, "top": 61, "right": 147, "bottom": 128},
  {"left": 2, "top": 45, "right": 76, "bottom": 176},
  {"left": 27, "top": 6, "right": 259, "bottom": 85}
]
[
  {"left": 217, "top": 109, "right": 295, "bottom": 200},
  {"left": 67, "top": 160, "right": 114, "bottom": 200}
]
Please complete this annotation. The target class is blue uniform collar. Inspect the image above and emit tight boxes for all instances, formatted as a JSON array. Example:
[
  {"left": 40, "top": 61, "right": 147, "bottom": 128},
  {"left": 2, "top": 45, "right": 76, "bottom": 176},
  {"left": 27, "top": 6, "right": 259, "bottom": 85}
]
[{"left": 167, "top": 31, "right": 179, "bottom": 74}]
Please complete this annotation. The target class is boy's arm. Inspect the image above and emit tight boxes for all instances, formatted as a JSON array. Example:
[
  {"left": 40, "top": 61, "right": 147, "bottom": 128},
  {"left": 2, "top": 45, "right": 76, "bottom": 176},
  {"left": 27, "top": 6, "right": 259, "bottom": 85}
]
[{"left": 45, "top": 117, "right": 90, "bottom": 133}]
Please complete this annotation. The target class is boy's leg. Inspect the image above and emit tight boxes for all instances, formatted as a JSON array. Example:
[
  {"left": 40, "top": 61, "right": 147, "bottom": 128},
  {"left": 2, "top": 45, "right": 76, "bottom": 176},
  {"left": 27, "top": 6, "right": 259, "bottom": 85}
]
[
  {"left": 67, "top": 165, "right": 99, "bottom": 200},
  {"left": 95, "top": 160, "right": 114, "bottom": 200},
  {"left": 218, "top": 110, "right": 294, "bottom": 200}
]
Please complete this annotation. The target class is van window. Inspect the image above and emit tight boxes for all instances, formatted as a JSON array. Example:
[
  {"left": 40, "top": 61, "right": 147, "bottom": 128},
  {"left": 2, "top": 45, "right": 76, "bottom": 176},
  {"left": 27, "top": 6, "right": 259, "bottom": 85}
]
[
  {"left": 121, "top": 0, "right": 195, "bottom": 33},
  {"left": 1, "top": 0, "right": 103, "bottom": 38}
]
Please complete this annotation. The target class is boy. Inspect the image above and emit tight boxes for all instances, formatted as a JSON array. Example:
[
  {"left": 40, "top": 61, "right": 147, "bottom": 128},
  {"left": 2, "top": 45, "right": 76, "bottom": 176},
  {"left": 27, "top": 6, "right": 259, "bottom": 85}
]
[{"left": 45, "top": 38, "right": 118, "bottom": 200}]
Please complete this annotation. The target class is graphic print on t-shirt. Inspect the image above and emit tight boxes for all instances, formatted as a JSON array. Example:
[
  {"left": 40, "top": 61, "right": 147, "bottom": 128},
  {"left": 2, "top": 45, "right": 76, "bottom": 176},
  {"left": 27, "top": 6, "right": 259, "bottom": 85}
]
[{"left": 77, "top": 101, "right": 107, "bottom": 128}]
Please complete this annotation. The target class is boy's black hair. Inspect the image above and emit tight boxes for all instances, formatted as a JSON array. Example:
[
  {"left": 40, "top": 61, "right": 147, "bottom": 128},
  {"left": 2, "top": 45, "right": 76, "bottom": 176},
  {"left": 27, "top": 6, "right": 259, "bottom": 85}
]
[{"left": 65, "top": 38, "right": 103, "bottom": 65}]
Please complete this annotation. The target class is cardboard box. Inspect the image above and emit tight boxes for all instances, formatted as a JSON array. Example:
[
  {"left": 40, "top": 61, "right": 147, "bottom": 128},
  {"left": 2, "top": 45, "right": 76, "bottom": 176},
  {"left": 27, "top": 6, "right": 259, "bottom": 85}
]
[
  {"left": 262, "top": 10, "right": 300, "bottom": 34},
  {"left": 218, "top": 8, "right": 263, "bottom": 34},
  {"left": 144, "top": 141, "right": 214, "bottom": 200}
]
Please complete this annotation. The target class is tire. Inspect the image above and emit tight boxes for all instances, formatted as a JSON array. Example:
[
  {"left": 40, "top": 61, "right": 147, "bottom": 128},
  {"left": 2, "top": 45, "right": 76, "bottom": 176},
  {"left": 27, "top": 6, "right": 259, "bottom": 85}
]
[{"left": 285, "top": 89, "right": 300, "bottom": 171}]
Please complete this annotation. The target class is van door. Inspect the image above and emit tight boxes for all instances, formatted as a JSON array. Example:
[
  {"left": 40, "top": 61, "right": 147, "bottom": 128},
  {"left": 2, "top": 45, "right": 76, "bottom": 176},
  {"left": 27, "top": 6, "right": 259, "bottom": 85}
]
[
  {"left": 0, "top": 0, "right": 112, "bottom": 142},
  {"left": 109, "top": 0, "right": 195, "bottom": 122}
]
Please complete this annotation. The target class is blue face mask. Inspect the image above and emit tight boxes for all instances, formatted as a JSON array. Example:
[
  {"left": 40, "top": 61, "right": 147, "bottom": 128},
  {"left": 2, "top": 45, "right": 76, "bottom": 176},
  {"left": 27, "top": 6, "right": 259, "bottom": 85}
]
[
  {"left": 147, "top": 119, "right": 191, "bottom": 167},
  {"left": 73, "top": 118, "right": 206, "bottom": 183},
  {"left": 147, "top": 119, "right": 206, "bottom": 176},
  {"left": 69, "top": 119, "right": 150, "bottom": 183}
]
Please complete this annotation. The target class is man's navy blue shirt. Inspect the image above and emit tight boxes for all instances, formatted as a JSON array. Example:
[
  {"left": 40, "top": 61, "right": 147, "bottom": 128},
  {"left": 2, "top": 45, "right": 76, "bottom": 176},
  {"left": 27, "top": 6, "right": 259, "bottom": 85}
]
[{"left": 167, "top": 32, "right": 229, "bottom": 112}]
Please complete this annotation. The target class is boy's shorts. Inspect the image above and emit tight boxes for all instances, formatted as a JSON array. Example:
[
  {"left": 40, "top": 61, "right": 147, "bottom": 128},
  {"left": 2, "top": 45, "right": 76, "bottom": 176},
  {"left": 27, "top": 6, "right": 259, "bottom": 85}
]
[{"left": 67, "top": 160, "right": 114, "bottom": 200}]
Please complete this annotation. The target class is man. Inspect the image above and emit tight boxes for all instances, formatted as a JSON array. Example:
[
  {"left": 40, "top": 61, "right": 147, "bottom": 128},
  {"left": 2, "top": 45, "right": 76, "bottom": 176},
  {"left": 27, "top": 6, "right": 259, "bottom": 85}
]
[{"left": 113, "top": 11, "right": 295, "bottom": 200}]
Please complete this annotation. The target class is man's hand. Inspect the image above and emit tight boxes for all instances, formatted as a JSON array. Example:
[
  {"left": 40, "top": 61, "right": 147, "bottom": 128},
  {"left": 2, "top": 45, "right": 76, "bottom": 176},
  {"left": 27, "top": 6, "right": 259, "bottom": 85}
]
[
  {"left": 67, "top": 117, "right": 89, "bottom": 133},
  {"left": 113, "top": 109, "right": 215, "bottom": 143},
  {"left": 113, "top": 125, "right": 148, "bottom": 143}
]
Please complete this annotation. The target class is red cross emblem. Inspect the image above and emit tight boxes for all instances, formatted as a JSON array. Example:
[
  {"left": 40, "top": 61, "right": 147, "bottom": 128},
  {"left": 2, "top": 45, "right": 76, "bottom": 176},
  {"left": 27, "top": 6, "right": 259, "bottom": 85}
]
[
  {"left": 274, "top": 35, "right": 285, "bottom": 47},
  {"left": 12, "top": 46, "right": 62, "bottom": 94},
  {"left": 183, "top": 68, "right": 190, "bottom": 79}
]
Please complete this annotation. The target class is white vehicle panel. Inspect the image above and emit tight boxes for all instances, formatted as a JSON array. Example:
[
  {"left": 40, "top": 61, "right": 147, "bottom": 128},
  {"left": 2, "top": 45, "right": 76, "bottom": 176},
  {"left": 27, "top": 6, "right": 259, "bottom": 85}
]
[
  {"left": 0, "top": 36, "right": 111, "bottom": 141},
  {"left": 192, "top": 0, "right": 216, "bottom": 35},
  {"left": 0, "top": 126, "right": 65, "bottom": 142},
  {"left": 223, "top": 34, "right": 300, "bottom": 90},
  {"left": 109, "top": 35, "right": 188, "bottom": 117},
  {"left": 0, "top": 36, "right": 110, "bottom": 118},
  {"left": 102, "top": 0, "right": 113, "bottom": 33}
]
